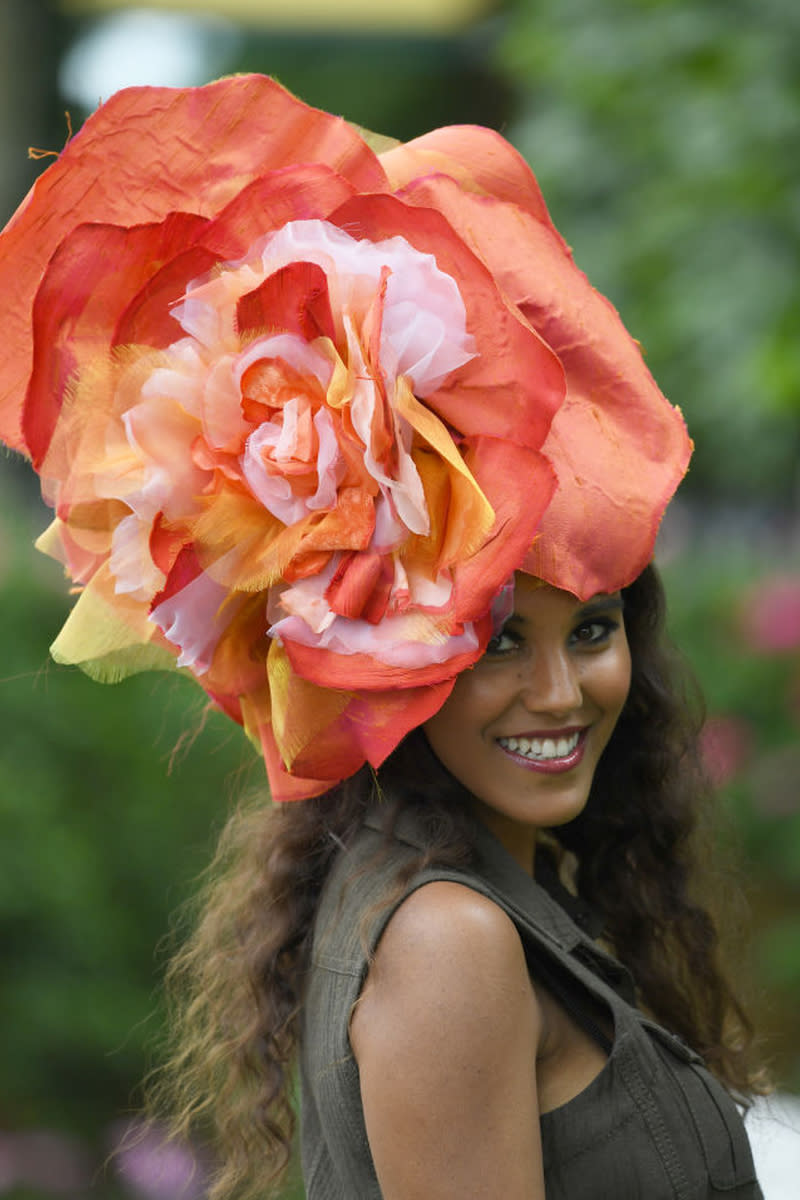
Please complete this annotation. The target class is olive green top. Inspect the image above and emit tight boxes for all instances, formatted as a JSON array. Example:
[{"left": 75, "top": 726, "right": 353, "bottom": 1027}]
[{"left": 299, "top": 806, "right": 762, "bottom": 1199}]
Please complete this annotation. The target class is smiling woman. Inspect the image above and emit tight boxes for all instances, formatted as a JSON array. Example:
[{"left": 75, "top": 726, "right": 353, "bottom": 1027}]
[
  {"left": 424, "top": 580, "right": 632, "bottom": 865},
  {"left": 0, "top": 74, "right": 766, "bottom": 1200}
]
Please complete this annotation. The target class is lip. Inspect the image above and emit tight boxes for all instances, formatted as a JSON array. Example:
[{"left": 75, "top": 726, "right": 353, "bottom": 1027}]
[
  {"left": 495, "top": 727, "right": 589, "bottom": 775},
  {"left": 500, "top": 725, "right": 585, "bottom": 741}
]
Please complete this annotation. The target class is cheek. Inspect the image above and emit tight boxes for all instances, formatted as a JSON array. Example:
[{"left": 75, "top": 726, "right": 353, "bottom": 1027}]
[
  {"left": 422, "top": 712, "right": 461, "bottom": 782},
  {"left": 428, "top": 670, "right": 498, "bottom": 729},
  {"left": 583, "top": 642, "right": 632, "bottom": 721},
  {"left": 424, "top": 673, "right": 495, "bottom": 762}
]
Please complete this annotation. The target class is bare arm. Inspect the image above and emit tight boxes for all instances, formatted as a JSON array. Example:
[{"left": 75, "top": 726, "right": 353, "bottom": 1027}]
[{"left": 350, "top": 881, "right": 546, "bottom": 1200}]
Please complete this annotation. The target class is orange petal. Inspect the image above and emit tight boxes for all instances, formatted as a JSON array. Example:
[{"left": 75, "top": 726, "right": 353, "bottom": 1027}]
[
  {"left": 205, "top": 591, "right": 270, "bottom": 700},
  {"left": 0, "top": 74, "right": 387, "bottom": 452},
  {"left": 190, "top": 486, "right": 374, "bottom": 593},
  {"left": 379, "top": 124, "right": 550, "bottom": 221},
  {"left": 237, "top": 259, "right": 336, "bottom": 344},
  {"left": 325, "top": 549, "right": 394, "bottom": 622},
  {"left": 260, "top": 638, "right": 457, "bottom": 799},
  {"left": 25, "top": 213, "right": 209, "bottom": 465},
  {"left": 201, "top": 163, "right": 359, "bottom": 265},
  {"left": 397, "top": 176, "right": 691, "bottom": 597},
  {"left": 242, "top": 650, "right": 460, "bottom": 802},
  {"left": 150, "top": 512, "right": 188, "bottom": 577},
  {"left": 395, "top": 377, "right": 495, "bottom": 563},
  {"left": 454, "top": 440, "right": 556, "bottom": 619},
  {"left": 521, "top": 395, "right": 692, "bottom": 598},
  {"left": 266, "top": 638, "right": 352, "bottom": 769},
  {"left": 189, "top": 490, "right": 288, "bottom": 591},
  {"left": 287, "top": 679, "right": 455, "bottom": 782}
]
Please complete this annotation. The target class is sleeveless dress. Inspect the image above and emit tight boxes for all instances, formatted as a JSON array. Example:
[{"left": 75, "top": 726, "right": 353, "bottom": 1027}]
[{"left": 299, "top": 805, "right": 762, "bottom": 1199}]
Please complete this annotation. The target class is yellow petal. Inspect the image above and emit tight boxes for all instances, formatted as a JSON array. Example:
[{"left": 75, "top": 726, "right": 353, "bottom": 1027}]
[
  {"left": 50, "top": 562, "right": 175, "bottom": 682},
  {"left": 395, "top": 376, "right": 495, "bottom": 560},
  {"left": 267, "top": 638, "right": 350, "bottom": 768}
]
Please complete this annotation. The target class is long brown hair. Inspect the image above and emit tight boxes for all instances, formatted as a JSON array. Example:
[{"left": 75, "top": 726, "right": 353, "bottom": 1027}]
[{"left": 150, "top": 564, "right": 766, "bottom": 1199}]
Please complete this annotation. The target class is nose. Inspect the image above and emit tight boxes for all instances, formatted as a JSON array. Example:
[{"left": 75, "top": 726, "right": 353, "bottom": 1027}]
[{"left": 517, "top": 647, "right": 582, "bottom": 718}]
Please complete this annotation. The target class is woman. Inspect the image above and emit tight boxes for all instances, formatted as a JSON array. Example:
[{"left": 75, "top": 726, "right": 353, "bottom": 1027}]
[{"left": 0, "top": 76, "right": 764, "bottom": 1197}]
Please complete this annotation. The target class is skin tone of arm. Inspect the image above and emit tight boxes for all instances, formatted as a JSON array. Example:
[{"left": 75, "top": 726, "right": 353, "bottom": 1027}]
[{"left": 350, "top": 880, "right": 546, "bottom": 1200}]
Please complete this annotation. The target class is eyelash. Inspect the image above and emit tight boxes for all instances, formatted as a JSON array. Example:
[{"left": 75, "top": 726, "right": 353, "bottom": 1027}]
[
  {"left": 484, "top": 617, "right": 620, "bottom": 658},
  {"left": 485, "top": 629, "right": 522, "bottom": 656},
  {"left": 570, "top": 617, "right": 620, "bottom": 647}
]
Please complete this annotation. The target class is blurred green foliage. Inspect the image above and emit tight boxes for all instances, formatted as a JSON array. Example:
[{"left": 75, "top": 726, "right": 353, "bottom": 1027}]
[
  {"left": 662, "top": 534, "right": 800, "bottom": 1088},
  {"left": 0, "top": 471, "right": 257, "bottom": 1183},
  {"left": 498, "top": 0, "right": 800, "bottom": 504}
]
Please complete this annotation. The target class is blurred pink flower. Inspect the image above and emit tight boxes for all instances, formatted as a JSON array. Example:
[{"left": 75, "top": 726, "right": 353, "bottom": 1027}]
[
  {"left": 109, "top": 1119, "right": 207, "bottom": 1200},
  {"left": 740, "top": 575, "right": 800, "bottom": 653},
  {"left": 700, "top": 714, "right": 753, "bottom": 788}
]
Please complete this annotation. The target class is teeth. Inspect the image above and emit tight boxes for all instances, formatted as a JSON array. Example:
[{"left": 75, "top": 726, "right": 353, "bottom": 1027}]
[{"left": 498, "top": 731, "right": 581, "bottom": 761}]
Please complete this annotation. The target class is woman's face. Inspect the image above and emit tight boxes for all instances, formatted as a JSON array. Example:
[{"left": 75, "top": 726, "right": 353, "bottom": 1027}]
[{"left": 424, "top": 575, "right": 632, "bottom": 869}]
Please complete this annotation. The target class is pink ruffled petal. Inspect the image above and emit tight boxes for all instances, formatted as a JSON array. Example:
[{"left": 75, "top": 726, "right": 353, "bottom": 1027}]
[
  {"left": 151, "top": 562, "right": 234, "bottom": 673},
  {"left": 110, "top": 514, "right": 165, "bottom": 601}
]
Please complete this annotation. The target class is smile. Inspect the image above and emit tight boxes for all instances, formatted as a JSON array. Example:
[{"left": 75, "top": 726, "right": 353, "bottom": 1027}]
[
  {"left": 497, "top": 730, "right": 582, "bottom": 761},
  {"left": 494, "top": 728, "right": 590, "bottom": 776}
]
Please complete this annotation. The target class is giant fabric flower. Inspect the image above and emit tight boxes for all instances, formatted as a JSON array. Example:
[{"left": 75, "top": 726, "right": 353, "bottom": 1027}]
[{"left": 0, "top": 76, "right": 690, "bottom": 800}]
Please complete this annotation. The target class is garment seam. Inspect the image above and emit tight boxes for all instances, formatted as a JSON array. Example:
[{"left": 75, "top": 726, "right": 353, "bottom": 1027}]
[
  {"left": 548, "top": 1105, "right": 638, "bottom": 1166},
  {"left": 620, "top": 1052, "right": 692, "bottom": 1198},
  {"left": 311, "top": 953, "right": 363, "bottom": 977}
]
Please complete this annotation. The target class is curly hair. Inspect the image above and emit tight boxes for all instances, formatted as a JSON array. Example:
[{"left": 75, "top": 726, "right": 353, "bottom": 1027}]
[{"left": 150, "top": 564, "right": 766, "bottom": 1199}]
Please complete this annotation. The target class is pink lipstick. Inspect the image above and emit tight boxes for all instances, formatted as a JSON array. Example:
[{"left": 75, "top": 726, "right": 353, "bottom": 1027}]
[{"left": 495, "top": 727, "right": 588, "bottom": 775}]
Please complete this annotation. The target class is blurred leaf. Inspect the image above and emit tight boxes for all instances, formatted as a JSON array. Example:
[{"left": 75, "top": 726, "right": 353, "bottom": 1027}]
[{"left": 498, "top": 0, "right": 800, "bottom": 502}]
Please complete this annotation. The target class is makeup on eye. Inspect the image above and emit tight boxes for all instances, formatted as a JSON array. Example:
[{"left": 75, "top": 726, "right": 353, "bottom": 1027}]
[
  {"left": 485, "top": 594, "right": 625, "bottom": 658},
  {"left": 569, "top": 615, "right": 621, "bottom": 647}
]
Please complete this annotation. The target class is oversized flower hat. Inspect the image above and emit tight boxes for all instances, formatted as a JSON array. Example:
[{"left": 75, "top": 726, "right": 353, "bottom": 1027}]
[{"left": 0, "top": 75, "right": 691, "bottom": 801}]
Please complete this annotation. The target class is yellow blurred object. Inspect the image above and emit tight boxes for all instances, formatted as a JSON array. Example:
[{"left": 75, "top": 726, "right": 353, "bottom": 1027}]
[{"left": 60, "top": 0, "right": 494, "bottom": 34}]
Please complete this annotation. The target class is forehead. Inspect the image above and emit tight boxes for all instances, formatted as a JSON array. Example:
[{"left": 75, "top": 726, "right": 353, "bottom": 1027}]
[{"left": 508, "top": 575, "right": 620, "bottom": 621}]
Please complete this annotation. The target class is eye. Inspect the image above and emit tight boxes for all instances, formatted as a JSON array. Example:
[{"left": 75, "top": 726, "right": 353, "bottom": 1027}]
[
  {"left": 570, "top": 617, "right": 620, "bottom": 647},
  {"left": 484, "top": 628, "right": 521, "bottom": 657}
]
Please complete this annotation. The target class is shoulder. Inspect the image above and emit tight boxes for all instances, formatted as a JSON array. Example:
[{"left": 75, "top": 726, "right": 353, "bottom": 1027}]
[
  {"left": 350, "top": 881, "right": 546, "bottom": 1198},
  {"left": 351, "top": 878, "right": 541, "bottom": 1069},
  {"left": 371, "top": 880, "right": 533, "bottom": 997}
]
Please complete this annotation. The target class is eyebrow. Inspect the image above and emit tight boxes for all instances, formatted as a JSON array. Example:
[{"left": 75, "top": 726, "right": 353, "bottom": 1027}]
[
  {"left": 504, "top": 593, "right": 625, "bottom": 625},
  {"left": 577, "top": 594, "right": 625, "bottom": 618}
]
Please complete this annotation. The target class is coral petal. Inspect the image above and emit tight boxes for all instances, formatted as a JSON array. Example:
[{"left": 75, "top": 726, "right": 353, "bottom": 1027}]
[
  {"left": 200, "top": 165, "right": 359, "bottom": 265},
  {"left": 521, "top": 396, "right": 692, "bottom": 598},
  {"left": 237, "top": 260, "right": 335, "bottom": 343},
  {"left": 281, "top": 623, "right": 487, "bottom": 691},
  {"left": 379, "top": 125, "right": 550, "bottom": 221},
  {"left": 25, "top": 213, "right": 208, "bottom": 465},
  {"left": 455, "top": 441, "right": 556, "bottom": 618},
  {"left": 1, "top": 75, "right": 386, "bottom": 452},
  {"left": 325, "top": 550, "right": 394, "bottom": 623},
  {"left": 397, "top": 177, "right": 691, "bottom": 597},
  {"left": 115, "top": 244, "right": 220, "bottom": 349}
]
